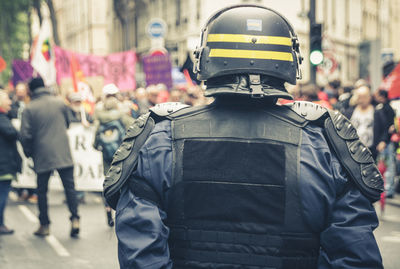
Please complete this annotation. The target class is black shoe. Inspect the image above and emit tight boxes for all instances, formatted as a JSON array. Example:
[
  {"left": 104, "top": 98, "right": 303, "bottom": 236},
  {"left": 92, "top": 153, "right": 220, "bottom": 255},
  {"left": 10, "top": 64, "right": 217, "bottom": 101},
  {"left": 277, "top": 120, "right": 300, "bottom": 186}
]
[
  {"left": 0, "top": 225, "right": 14, "bottom": 235},
  {"left": 70, "top": 218, "right": 80, "bottom": 238},
  {"left": 34, "top": 225, "right": 49, "bottom": 237},
  {"left": 107, "top": 211, "right": 114, "bottom": 227}
]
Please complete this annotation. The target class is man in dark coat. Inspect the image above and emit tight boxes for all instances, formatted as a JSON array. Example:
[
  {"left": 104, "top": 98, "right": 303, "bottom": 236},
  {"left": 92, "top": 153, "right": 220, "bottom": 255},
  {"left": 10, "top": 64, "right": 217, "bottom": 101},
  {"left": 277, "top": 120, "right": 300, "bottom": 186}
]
[{"left": 20, "top": 78, "right": 80, "bottom": 237}]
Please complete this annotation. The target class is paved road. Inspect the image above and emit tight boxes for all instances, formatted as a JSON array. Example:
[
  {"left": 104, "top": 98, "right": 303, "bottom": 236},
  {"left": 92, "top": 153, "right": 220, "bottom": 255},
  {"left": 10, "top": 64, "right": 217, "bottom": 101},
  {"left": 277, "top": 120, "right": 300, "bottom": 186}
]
[
  {"left": 375, "top": 196, "right": 400, "bottom": 269},
  {"left": 1, "top": 190, "right": 400, "bottom": 268},
  {"left": 0, "top": 190, "right": 118, "bottom": 269}
]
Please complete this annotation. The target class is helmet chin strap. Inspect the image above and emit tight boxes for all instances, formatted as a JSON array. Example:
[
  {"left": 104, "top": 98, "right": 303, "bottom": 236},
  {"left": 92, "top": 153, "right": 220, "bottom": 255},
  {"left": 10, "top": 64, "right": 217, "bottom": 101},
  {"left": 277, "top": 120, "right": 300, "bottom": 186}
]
[{"left": 249, "top": 74, "right": 264, "bottom": 98}]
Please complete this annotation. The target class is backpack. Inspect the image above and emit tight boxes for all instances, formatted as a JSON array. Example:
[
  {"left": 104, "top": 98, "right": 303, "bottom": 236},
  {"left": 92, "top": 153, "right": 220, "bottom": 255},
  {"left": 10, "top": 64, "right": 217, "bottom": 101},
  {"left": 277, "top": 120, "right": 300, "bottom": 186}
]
[{"left": 96, "top": 119, "right": 125, "bottom": 162}]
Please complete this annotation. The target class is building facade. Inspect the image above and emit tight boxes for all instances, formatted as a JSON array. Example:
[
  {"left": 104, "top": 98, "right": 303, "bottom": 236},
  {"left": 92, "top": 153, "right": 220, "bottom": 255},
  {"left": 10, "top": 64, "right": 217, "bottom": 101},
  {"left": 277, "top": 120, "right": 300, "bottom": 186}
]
[
  {"left": 49, "top": 0, "right": 400, "bottom": 86},
  {"left": 53, "top": 0, "right": 111, "bottom": 55}
]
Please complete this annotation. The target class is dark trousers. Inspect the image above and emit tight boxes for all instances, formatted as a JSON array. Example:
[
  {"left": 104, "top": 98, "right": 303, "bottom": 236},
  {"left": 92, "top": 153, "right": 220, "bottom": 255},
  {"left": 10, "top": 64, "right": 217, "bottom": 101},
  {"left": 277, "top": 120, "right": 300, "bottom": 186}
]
[
  {"left": 37, "top": 166, "right": 79, "bottom": 225},
  {"left": 0, "top": 180, "right": 12, "bottom": 226}
]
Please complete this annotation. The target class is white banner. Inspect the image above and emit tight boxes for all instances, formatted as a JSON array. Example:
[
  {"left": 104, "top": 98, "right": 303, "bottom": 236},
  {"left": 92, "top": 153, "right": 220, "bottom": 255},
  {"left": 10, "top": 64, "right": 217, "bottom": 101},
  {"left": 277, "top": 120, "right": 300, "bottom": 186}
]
[{"left": 12, "top": 121, "right": 105, "bottom": 191}]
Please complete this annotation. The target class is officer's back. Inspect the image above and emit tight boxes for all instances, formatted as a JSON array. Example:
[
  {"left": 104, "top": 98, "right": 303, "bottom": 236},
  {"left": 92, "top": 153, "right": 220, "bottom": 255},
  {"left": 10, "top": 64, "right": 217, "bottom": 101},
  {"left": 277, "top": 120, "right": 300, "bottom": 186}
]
[{"left": 104, "top": 5, "right": 383, "bottom": 269}]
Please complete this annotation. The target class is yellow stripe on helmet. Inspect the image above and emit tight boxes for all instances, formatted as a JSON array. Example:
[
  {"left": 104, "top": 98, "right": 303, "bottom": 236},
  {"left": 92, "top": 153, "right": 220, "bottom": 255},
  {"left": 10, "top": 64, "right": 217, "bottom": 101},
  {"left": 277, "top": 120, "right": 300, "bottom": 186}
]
[
  {"left": 209, "top": 49, "right": 293, "bottom": 62},
  {"left": 207, "top": 34, "right": 292, "bottom": 46}
]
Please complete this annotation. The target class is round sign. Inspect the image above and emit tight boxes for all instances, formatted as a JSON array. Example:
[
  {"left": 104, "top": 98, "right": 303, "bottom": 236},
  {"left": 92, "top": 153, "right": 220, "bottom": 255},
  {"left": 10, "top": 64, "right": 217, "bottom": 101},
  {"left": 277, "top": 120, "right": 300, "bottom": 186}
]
[
  {"left": 317, "top": 52, "right": 338, "bottom": 75},
  {"left": 147, "top": 19, "right": 167, "bottom": 39}
]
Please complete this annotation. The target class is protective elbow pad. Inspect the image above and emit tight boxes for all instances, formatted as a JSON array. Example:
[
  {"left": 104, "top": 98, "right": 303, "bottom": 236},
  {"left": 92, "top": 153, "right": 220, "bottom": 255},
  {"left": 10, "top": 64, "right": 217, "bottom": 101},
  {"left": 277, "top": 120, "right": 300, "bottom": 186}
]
[
  {"left": 103, "top": 113, "right": 154, "bottom": 209},
  {"left": 324, "top": 110, "right": 384, "bottom": 202}
]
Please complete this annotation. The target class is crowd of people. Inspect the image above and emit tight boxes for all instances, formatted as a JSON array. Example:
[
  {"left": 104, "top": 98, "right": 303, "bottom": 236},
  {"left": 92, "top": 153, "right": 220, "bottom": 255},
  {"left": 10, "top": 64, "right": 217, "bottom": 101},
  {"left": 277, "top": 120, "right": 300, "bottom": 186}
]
[
  {"left": 0, "top": 77, "right": 210, "bottom": 235},
  {"left": 0, "top": 75, "right": 398, "bottom": 237},
  {"left": 286, "top": 79, "right": 399, "bottom": 198}
]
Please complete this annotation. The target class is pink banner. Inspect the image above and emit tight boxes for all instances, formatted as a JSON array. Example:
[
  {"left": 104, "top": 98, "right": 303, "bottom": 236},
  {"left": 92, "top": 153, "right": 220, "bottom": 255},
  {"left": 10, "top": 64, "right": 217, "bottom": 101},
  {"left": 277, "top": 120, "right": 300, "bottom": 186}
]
[{"left": 55, "top": 46, "right": 136, "bottom": 90}]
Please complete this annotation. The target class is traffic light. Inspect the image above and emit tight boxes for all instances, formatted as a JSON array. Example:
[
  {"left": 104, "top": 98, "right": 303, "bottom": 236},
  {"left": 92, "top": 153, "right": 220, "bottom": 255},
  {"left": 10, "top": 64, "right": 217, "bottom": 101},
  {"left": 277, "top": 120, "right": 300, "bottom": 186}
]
[{"left": 309, "top": 23, "right": 323, "bottom": 66}]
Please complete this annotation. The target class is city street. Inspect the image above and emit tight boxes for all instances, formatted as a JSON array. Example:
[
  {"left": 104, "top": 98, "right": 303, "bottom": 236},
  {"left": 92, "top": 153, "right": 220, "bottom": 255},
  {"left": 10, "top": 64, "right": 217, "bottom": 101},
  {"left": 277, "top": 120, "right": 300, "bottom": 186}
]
[
  {"left": 0, "top": 189, "right": 399, "bottom": 268},
  {"left": 375, "top": 197, "right": 400, "bottom": 269},
  {"left": 0, "top": 191, "right": 118, "bottom": 269},
  {"left": 1, "top": 1, "right": 400, "bottom": 268}
]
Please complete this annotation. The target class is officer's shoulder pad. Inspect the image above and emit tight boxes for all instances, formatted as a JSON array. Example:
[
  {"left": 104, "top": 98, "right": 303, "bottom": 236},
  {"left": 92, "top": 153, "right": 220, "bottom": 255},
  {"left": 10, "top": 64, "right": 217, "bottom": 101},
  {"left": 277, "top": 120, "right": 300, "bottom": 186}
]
[
  {"left": 150, "top": 102, "right": 190, "bottom": 117},
  {"left": 286, "top": 101, "right": 328, "bottom": 121}
]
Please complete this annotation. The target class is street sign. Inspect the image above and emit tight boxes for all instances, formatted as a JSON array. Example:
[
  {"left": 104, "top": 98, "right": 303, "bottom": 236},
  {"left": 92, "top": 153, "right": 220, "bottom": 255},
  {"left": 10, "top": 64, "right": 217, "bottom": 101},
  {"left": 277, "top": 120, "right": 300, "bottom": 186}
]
[
  {"left": 147, "top": 19, "right": 167, "bottom": 39},
  {"left": 317, "top": 51, "right": 338, "bottom": 75}
]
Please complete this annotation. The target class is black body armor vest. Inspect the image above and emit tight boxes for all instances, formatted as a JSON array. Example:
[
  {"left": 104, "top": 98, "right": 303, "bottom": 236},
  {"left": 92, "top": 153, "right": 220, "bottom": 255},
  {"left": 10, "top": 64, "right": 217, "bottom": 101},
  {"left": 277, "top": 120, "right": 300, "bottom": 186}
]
[
  {"left": 104, "top": 100, "right": 383, "bottom": 268},
  {"left": 166, "top": 102, "right": 319, "bottom": 269}
]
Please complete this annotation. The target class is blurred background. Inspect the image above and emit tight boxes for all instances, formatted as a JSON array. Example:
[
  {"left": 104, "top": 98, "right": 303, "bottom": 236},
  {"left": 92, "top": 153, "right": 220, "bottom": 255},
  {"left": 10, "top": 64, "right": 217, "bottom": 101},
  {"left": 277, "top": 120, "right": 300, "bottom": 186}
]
[
  {"left": 1, "top": 1, "right": 400, "bottom": 269},
  {"left": 0, "top": 0, "right": 399, "bottom": 94}
]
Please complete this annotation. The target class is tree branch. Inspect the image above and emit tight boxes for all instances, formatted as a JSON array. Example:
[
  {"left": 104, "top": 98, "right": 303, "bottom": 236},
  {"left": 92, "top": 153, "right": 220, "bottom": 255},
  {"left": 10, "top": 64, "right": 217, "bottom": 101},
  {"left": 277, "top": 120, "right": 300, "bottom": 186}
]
[{"left": 46, "top": 0, "right": 60, "bottom": 45}]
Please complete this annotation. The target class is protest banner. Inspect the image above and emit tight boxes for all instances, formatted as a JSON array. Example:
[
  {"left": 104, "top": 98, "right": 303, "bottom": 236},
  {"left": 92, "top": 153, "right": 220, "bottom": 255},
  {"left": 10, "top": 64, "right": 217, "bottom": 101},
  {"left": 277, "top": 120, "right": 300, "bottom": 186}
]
[
  {"left": 54, "top": 46, "right": 136, "bottom": 91},
  {"left": 12, "top": 121, "right": 104, "bottom": 191},
  {"left": 142, "top": 53, "right": 173, "bottom": 89},
  {"left": 12, "top": 60, "right": 33, "bottom": 86}
]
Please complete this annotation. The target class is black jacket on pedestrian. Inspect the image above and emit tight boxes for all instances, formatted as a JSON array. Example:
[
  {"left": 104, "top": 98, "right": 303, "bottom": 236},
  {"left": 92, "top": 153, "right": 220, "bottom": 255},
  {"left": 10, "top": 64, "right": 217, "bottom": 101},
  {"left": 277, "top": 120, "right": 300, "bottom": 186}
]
[
  {"left": 376, "top": 102, "right": 395, "bottom": 141},
  {"left": 0, "top": 112, "right": 22, "bottom": 176},
  {"left": 20, "top": 88, "right": 73, "bottom": 173}
]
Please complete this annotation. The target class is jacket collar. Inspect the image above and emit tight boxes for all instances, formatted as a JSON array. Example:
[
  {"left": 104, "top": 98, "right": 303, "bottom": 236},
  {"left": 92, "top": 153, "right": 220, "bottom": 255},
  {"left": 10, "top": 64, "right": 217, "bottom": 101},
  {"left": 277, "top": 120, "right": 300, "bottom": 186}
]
[
  {"left": 205, "top": 74, "right": 293, "bottom": 100},
  {"left": 31, "top": 87, "right": 51, "bottom": 99}
]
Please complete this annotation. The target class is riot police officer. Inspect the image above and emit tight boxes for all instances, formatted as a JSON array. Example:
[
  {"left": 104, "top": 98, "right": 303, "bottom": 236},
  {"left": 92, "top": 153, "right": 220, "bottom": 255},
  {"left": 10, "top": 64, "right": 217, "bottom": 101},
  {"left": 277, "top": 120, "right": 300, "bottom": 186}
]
[{"left": 104, "top": 5, "right": 383, "bottom": 269}]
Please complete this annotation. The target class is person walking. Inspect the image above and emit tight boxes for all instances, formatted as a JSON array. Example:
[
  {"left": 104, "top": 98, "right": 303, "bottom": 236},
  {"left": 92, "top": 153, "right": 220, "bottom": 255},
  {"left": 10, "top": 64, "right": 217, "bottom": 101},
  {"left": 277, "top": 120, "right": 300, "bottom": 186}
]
[
  {"left": 66, "top": 92, "right": 93, "bottom": 204},
  {"left": 20, "top": 78, "right": 80, "bottom": 238},
  {"left": 375, "top": 89, "right": 396, "bottom": 198},
  {"left": 344, "top": 86, "right": 388, "bottom": 160},
  {"left": 0, "top": 91, "right": 22, "bottom": 235},
  {"left": 105, "top": 5, "right": 383, "bottom": 268},
  {"left": 94, "top": 84, "right": 133, "bottom": 227},
  {"left": 9, "top": 82, "right": 30, "bottom": 120},
  {"left": 9, "top": 82, "right": 38, "bottom": 203}
]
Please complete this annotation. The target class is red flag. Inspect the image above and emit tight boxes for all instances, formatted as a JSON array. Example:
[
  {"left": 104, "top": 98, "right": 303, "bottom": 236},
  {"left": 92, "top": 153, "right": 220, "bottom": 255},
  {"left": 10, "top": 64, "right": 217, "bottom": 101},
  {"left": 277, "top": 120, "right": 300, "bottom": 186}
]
[
  {"left": 69, "top": 53, "right": 95, "bottom": 114},
  {"left": 183, "top": 69, "right": 193, "bottom": 87},
  {"left": 78, "top": 81, "right": 95, "bottom": 115},
  {"left": 0, "top": 55, "right": 7, "bottom": 73},
  {"left": 70, "top": 53, "right": 84, "bottom": 92},
  {"left": 382, "top": 62, "right": 400, "bottom": 99}
]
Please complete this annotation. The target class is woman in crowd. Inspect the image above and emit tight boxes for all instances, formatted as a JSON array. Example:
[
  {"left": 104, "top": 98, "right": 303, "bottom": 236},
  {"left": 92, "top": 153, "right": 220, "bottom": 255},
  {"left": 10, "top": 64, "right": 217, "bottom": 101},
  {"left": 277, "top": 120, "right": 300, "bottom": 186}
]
[{"left": 0, "top": 90, "right": 22, "bottom": 235}]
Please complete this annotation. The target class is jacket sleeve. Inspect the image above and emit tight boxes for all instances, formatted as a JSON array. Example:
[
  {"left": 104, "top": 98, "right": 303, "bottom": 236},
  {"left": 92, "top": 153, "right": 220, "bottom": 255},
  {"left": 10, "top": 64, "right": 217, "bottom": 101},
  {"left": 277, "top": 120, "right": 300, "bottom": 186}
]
[
  {"left": 299, "top": 125, "right": 383, "bottom": 269},
  {"left": 8, "top": 102, "right": 19, "bottom": 119},
  {"left": 116, "top": 185, "right": 171, "bottom": 269},
  {"left": 374, "top": 108, "right": 389, "bottom": 144},
  {"left": 19, "top": 108, "right": 33, "bottom": 158},
  {"left": 318, "top": 186, "right": 383, "bottom": 269},
  {"left": 63, "top": 102, "right": 71, "bottom": 128},
  {"left": 0, "top": 115, "right": 18, "bottom": 141},
  {"left": 115, "top": 120, "right": 173, "bottom": 269}
]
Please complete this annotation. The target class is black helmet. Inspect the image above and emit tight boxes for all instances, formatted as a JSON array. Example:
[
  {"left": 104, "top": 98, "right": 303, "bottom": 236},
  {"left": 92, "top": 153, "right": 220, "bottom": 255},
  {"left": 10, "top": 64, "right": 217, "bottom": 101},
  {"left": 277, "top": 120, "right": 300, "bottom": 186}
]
[{"left": 193, "top": 5, "right": 302, "bottom": 97}]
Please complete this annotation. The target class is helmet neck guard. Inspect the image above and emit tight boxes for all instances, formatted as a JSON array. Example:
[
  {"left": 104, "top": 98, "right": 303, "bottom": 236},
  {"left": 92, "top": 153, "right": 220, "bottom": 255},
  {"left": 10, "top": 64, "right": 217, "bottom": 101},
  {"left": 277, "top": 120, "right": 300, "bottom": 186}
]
[{"left": 205, "top": 74, "right": 293, "bottom": 100}]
